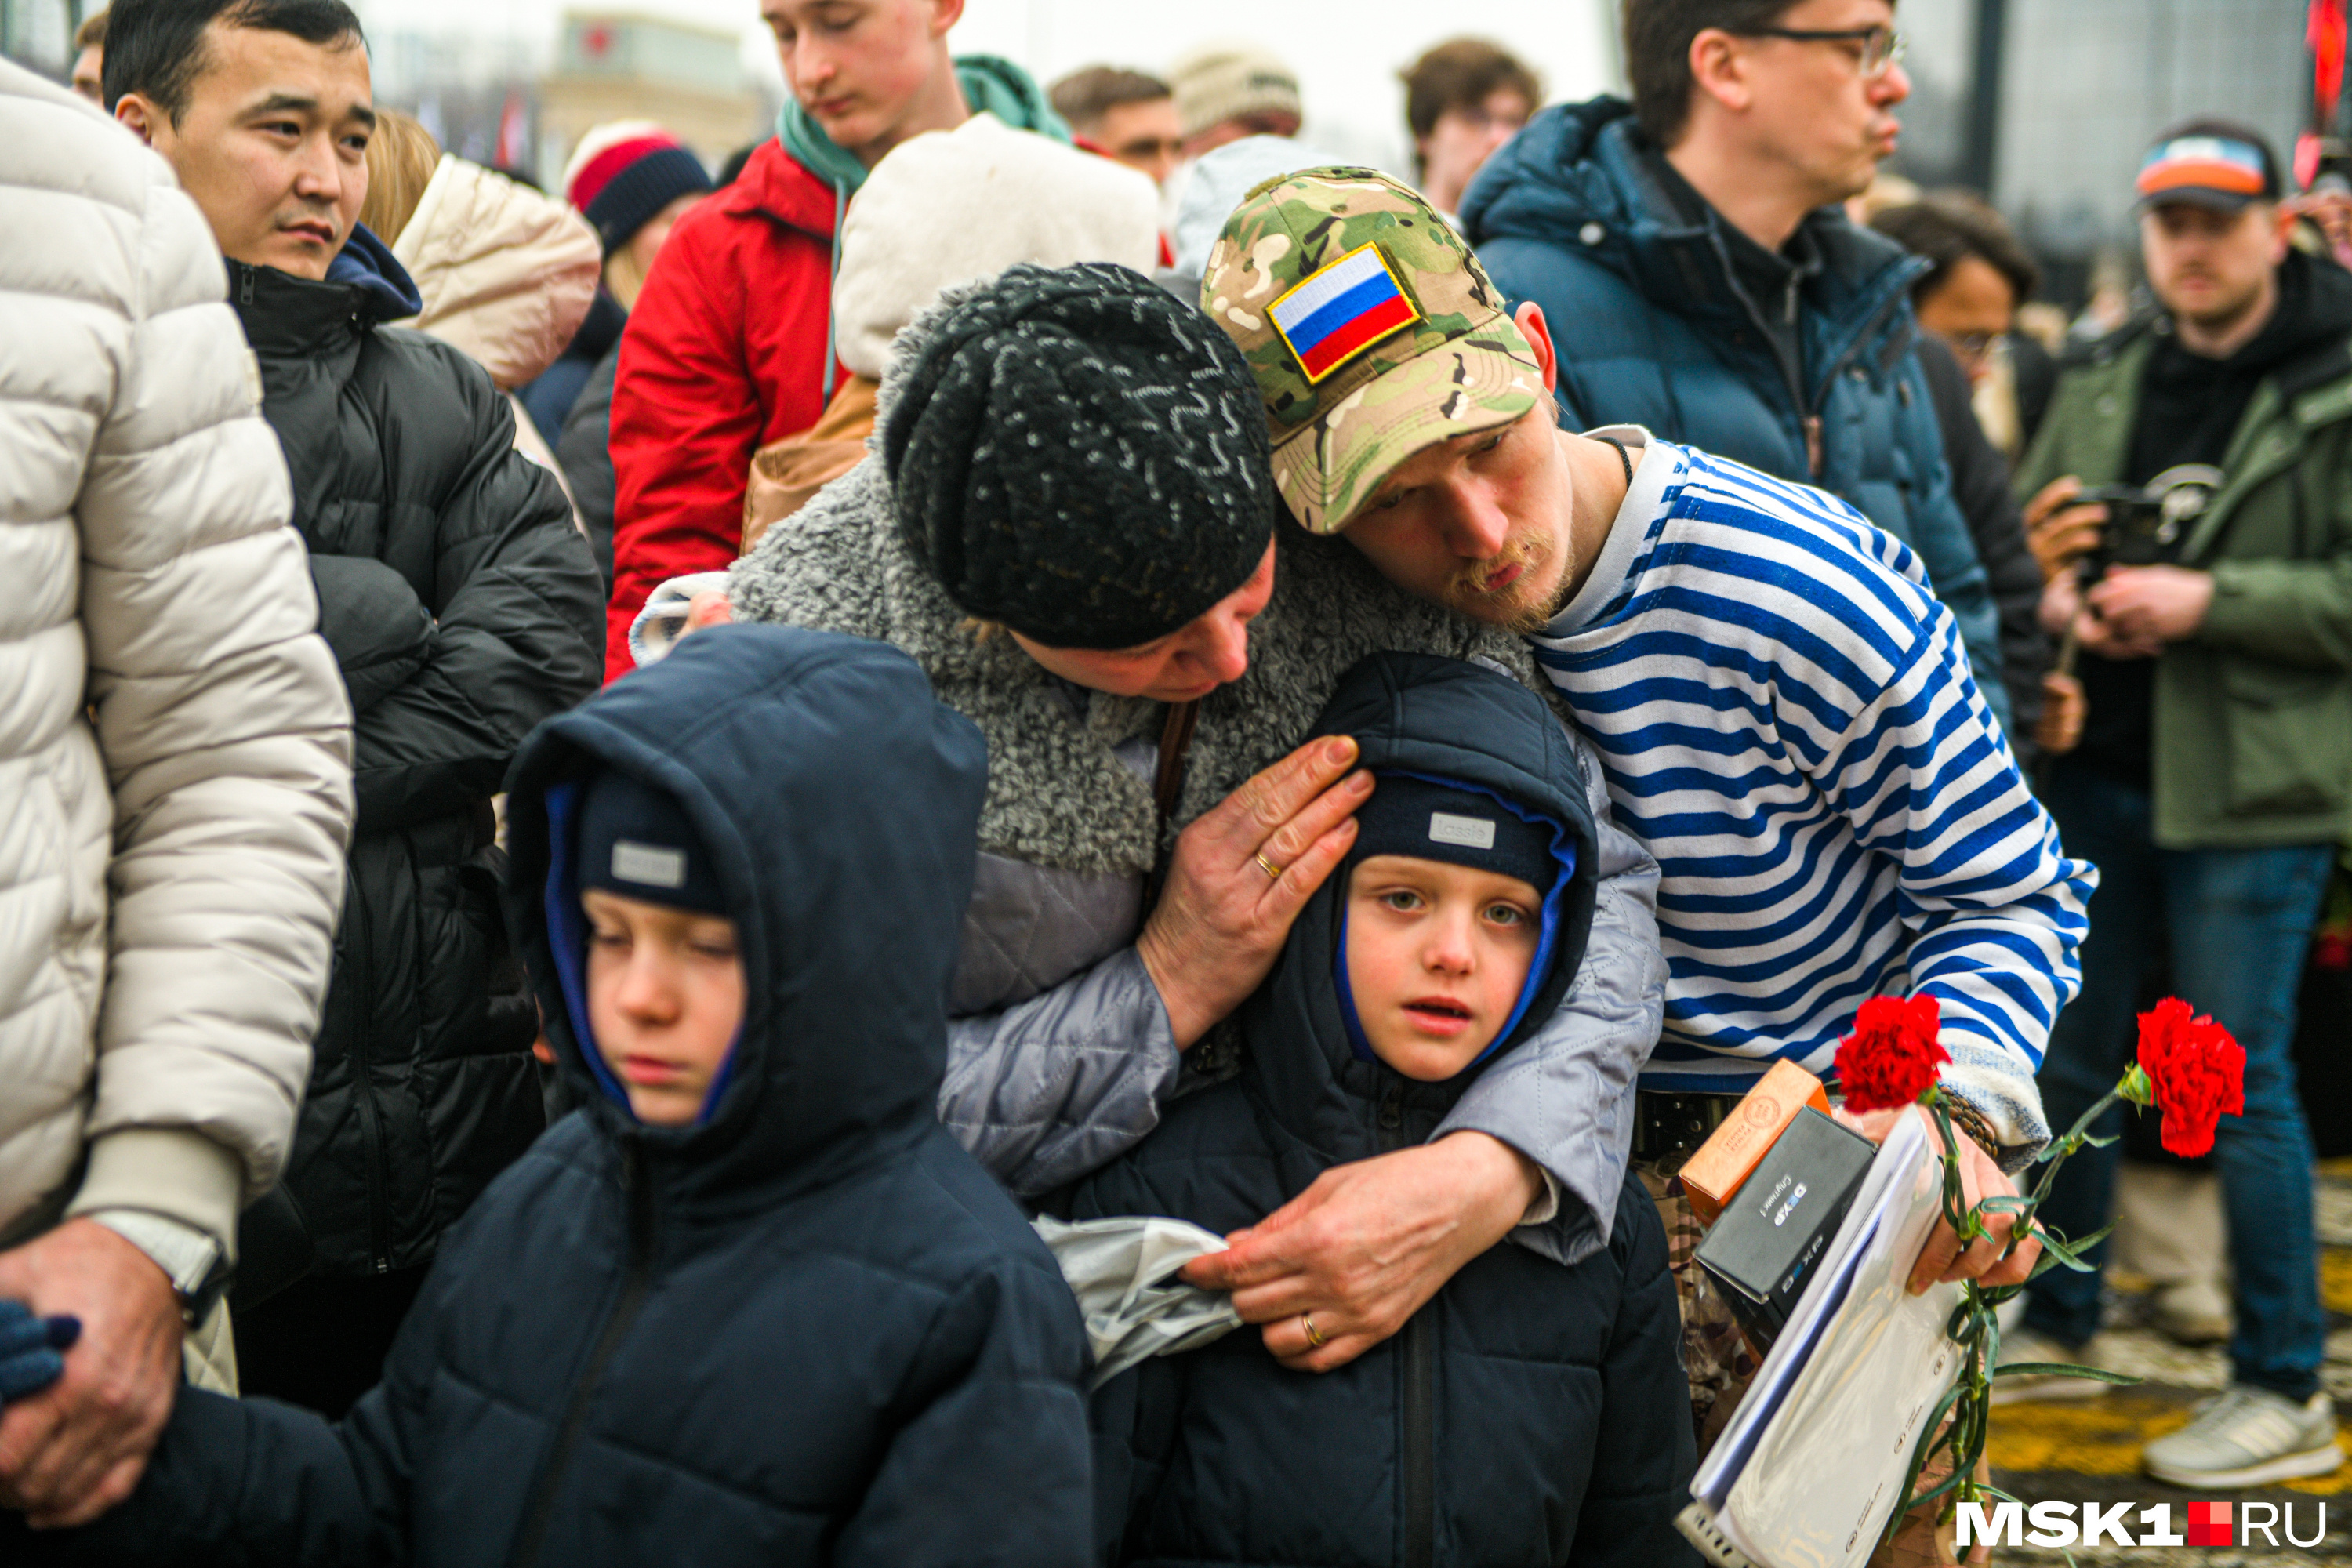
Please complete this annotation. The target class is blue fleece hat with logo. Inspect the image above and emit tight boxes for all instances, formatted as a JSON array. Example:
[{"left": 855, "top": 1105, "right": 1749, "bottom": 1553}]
[{"left": 575, "top": 767, "right": 728, "bottom": 916}]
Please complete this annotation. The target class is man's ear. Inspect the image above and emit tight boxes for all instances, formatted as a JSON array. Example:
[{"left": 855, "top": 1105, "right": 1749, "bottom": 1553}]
[
  {"left": 1515, "top": 300, "right": 1559, "bottom": 395},
  {"left": 927, "top": 0, "right": 966, "bottom": 40},
  {"left": 2270, "top": 201, "right": 2299, "bottom": 263},
  {"left": 114, "top": 91, "right": 162, "bottom": 147},
  {"left": 1686, "top": 28, "right": 1754, "bottom": 115}
]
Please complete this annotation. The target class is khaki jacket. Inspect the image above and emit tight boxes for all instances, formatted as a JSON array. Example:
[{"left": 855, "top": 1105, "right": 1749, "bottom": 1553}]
[
  {"left": 742, "top": 376, "right": 880, "bottom": 556},
  {"left": 2019, "top": 318, "right": 2352, "bottom": 848}
]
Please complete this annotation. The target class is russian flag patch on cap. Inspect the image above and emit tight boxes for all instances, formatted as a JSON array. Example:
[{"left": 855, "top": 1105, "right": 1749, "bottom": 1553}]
[{"left": 1269, "top": 243, "right": 1422, "bottom": 384}]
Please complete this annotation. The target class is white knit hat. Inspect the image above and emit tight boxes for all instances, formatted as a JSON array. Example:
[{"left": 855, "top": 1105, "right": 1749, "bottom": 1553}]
[
  {"left": 831, "top": 114, "right": 1161, "bottom": 382},
  {"left": 1168, "top": 43, "right": 1301, "bottom": 141}
]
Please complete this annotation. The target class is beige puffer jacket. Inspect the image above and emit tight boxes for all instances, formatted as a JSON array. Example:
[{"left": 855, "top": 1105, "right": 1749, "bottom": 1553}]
[
  {"left": 0, "top": 61, "right": 354, "bottom": 1257},
  {"left": 394, "top": 154, "right": 600, "bottom": 487}
]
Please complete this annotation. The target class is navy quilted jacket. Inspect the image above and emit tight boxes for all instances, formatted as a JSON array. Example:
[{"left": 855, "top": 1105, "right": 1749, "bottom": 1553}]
[
  {"left": 1461, "top": 98, "right": 2007, "bottom": 730},
  {"left": 13, "top": 627, "right": 1094, "bottom": 1568},
  {"left": 1068, "top": 654, "right": 1697, "bottom": 1568}
]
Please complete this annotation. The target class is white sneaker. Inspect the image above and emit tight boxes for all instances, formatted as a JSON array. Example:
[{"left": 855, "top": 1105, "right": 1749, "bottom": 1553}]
[
  {"left": 1989, "top": 1327, "right": 2111, "bottom": 1406},
  {"left": 2143, "top": 1386, "right": 2344, "bottom": 1489}
]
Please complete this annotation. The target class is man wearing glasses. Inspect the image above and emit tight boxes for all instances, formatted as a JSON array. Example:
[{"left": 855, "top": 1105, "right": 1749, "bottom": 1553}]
[{"left": 1462, "top": 0, "right": 2010, "bottom": 736}]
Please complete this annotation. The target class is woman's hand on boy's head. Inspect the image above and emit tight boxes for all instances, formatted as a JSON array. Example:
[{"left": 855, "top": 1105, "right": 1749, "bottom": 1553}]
[
  {"left": 1137, "top": 736, "right": 1372, "bottom": 1050},
  {"left": 1178, "top": 1132, "right": 1541, "bottom": 1372}
]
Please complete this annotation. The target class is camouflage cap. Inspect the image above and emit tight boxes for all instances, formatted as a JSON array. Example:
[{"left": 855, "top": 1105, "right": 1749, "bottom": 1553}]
[{"left": 1200, "top": 166, "right": 1542, "bottom": 534}]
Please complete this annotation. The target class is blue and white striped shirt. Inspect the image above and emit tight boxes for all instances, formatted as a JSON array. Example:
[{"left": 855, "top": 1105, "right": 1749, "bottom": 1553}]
[{"left": 1530, "top": 434, "right": 2096, "bottom": 1151}]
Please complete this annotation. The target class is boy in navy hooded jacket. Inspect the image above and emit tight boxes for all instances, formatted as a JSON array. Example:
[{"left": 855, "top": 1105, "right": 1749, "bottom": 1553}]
[
  {"left": 7, "top": 624, "right": 1094, "bottom": 1568},
  {"left": 1069, "top": 652, "right": 1697, "bottom": 1568}
]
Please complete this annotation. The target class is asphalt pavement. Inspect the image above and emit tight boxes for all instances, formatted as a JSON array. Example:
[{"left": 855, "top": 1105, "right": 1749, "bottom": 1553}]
[{"left": 1986, "top": 1160, "right": 2352, "bottom": 1564}]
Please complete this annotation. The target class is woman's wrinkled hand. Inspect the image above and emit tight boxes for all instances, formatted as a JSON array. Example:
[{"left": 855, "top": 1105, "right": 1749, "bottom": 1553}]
[
  {"left": 1136, "top": 735, "right": 1370, "bottom": 1049},
  {"left": 1178, "top": 1133, "right": 1541, "bottom": 1371}
]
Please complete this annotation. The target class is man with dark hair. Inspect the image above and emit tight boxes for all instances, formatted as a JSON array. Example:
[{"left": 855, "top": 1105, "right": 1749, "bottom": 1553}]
[
  {"left": 71, "top": 9, "right": 106, "bottom": 101},
  {"left": 106, "top": 0, "right": 604, "bottom": 1416},
  {"left": 1050, "top": 64, "right": 1181, "bottom": 186},
  {"left": 1871, "top": 191, "right": 2037, "bottom": 381},
  {"left": 2009, "top": 120, "right": 2351, "bottom": 1489},
  {"left": 1462, "top": 0, "right": 2015, "bottom": 734},
  {"left": 1398, "top": 37, "right": 1538, "bottom": 216}
]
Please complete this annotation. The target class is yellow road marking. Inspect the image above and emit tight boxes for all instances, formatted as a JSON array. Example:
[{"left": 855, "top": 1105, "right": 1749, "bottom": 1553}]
[
  {"left": 1991, "top": 1398, "right": 2352, "bottom": 1493},
  {"left": 2325, "top": 1247, "right": 2352, "bottom": 1316}
]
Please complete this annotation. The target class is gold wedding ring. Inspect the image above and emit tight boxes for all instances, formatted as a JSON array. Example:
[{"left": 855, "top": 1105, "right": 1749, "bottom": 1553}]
[
  {"left": 1254, "top": 851, "right": 1284, "bottom": 881},
  {"left": 1301, "top": 1312, "right": 1327, "bottom": 1349}
]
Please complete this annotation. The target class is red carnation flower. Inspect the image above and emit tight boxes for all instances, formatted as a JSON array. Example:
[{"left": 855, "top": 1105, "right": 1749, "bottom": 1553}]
[
  {"left": 2134, "top": 998, "right": 2245, "bottom": 1158},
  {"left": 1835, "top": 994, "right": 1949, "bottom": 1112}
]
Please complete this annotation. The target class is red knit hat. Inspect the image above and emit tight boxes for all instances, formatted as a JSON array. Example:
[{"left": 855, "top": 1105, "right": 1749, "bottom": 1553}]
[{"left": 562, "top": 122, "right": 713, "bottom": 254}]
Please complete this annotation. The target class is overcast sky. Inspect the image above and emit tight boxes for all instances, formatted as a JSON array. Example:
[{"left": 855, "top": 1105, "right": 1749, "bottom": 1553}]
[{"left": 353, "top": 0, "right": 1624, "bottom": 174}]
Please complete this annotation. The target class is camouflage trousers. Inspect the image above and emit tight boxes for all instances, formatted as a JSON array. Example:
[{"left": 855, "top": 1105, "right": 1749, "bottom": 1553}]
[{"left": 1638, "top": 1153, "right": 1991, "bottom": 1568}]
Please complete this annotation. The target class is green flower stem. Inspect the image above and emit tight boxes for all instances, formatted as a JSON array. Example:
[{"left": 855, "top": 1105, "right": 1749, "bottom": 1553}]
[{"left": 1884, "top": 1080, "right": 2148, "bottom": 1541}]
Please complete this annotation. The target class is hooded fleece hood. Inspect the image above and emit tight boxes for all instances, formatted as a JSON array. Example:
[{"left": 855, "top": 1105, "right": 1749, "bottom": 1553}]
[
  {"left": 394, "top": 154, "right": 601, "bottom": 391},
  {"left": 1239, "top": 652, "right": 1599, "bottom": 1162},
  {"left": 503, "top": 624, "right": 987, "bottom": 1211}
]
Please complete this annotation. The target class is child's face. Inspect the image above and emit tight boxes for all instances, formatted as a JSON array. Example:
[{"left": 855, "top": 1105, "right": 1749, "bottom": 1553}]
[
  {"left": 583, "top": 888, "right": 746, "bottom": 1126},
  {"left": 1344, "top": 855, "right": 1542, "bottom": 1082}
]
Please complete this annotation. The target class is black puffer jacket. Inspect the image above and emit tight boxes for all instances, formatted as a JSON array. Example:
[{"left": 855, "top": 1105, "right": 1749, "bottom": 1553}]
[
  {"left": 556, "top": 341, "right": 619, "bottom": 593},
  {"left": 1067, "top": 653, "right": 1697, "bottom": 1568},
  {"left": 232, "top": 227, "right": 604, "bottom": 1280},
  {"left": 10, "top": 626, "right": 1094, "bottom": 1568}
]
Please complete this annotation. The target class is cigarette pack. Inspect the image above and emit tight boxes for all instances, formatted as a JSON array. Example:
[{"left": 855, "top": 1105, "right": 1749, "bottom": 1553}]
[{"left": 1679, "top": 1060, "right": 1832, "bottom": 1225}]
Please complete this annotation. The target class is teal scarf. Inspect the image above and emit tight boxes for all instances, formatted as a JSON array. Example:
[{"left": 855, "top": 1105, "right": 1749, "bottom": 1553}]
[{"left": 775, "top": 54, "right": 1072, "bottom": 196}]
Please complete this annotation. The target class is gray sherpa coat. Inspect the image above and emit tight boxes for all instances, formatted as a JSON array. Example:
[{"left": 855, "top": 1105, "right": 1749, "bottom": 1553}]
[{"left": 729, "top": 289, "right": 1664, "bottom": 1264}]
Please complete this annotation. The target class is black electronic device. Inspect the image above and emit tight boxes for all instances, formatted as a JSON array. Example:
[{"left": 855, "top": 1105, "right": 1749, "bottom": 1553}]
[{"left": 1692, "top": 1107, "right": 1878, "bottom": 1353}]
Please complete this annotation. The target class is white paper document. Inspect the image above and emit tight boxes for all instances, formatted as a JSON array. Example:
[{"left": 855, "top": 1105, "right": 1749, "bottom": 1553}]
[{"left": 1677, "top": 1111, "right": 1966, "bottom": 1568}]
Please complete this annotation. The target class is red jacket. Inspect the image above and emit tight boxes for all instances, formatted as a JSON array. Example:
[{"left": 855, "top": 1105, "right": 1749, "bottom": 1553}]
[{"left": 606, "top": 140, "right": 842, "bottom": 677}]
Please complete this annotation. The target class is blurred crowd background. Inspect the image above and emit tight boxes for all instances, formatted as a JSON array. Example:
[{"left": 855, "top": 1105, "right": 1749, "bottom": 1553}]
[{"left": 0, "top": 0, "right": 2315, "bottom": 331}]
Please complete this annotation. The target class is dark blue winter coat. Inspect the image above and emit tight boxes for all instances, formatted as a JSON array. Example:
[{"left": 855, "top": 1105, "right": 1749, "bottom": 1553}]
[
  {"left": 1067, "top": 653, "right": 1697, "bottom": 1568},
  {"left": 11, "top": 626, "right": 1094, "bottom": 1568},
  {"left": 1461, "top": 98, "right": 2007, "bottom": 730}
]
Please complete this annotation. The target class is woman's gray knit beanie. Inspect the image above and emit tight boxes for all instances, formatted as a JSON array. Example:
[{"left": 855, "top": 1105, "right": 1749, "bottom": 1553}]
[{"left": 880, "top": 261, "right": 1276, "bottom": 651}]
